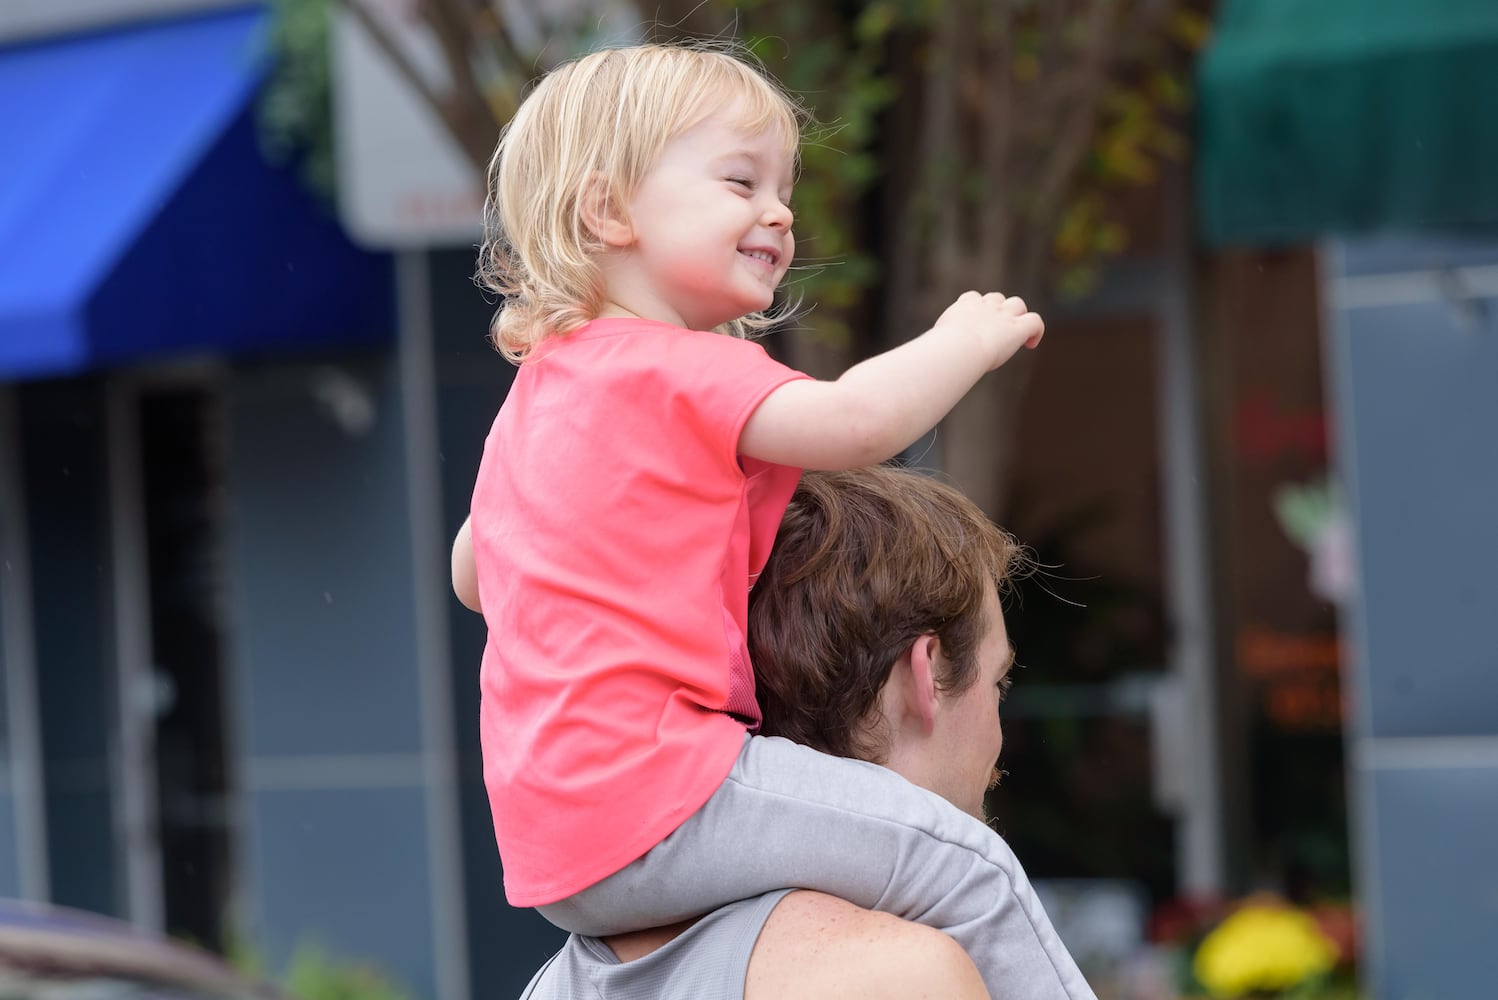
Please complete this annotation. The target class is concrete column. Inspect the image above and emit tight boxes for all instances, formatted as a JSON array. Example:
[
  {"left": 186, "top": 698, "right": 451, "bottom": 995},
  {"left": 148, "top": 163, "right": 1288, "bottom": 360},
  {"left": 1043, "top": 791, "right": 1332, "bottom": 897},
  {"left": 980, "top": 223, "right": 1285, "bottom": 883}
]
[{"left": 1322, "top": 235, "right": 1498, "bottom": 999}]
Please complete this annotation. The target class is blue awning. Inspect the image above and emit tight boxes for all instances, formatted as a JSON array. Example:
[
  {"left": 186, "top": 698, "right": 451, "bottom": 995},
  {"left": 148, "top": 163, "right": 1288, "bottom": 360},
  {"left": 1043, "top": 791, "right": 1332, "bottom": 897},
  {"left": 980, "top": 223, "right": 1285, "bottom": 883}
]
[{"left": 0, "top": 6, "right": 392, "bottom": 381}]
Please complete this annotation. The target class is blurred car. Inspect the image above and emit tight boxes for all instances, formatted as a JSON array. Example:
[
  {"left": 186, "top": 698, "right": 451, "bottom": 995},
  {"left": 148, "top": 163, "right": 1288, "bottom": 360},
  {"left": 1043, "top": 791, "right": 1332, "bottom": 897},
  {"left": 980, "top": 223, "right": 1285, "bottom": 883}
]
[{"left": 0, "top": 900, "right": 281, "bottom": 1000}]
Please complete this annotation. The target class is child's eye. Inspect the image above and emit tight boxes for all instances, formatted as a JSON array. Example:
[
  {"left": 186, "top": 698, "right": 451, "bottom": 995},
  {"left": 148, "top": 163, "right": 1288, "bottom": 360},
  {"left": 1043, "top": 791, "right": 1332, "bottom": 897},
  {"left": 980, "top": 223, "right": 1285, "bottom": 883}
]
[{"left": 727, "top": 176, "right": 754, "bottom": 190}]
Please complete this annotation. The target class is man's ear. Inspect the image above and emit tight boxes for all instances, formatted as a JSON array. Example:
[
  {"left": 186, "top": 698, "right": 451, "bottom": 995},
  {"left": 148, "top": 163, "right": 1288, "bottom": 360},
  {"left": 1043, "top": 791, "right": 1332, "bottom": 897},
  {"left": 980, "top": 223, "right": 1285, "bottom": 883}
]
[
  {"left": 906, "top": 634, "right": 942, "bottom": 733},
  {"left": 577, "top": 173, "right": 632, "bottom": 247}
]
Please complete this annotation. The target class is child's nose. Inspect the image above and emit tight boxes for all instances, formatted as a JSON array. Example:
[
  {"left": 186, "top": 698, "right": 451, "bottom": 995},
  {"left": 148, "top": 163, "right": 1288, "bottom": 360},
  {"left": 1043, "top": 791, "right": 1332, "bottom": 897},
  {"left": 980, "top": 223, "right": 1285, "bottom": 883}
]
[{"left": 762, "top": 199, "right": 793, "bottom": 229}]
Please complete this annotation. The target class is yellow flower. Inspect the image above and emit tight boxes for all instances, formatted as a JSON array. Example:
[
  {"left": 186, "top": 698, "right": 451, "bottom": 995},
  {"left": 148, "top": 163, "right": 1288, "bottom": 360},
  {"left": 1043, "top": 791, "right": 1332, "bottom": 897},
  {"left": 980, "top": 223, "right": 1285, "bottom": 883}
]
[{"left": 1193, "top": 903, "right": 1339, "bottom": 997}]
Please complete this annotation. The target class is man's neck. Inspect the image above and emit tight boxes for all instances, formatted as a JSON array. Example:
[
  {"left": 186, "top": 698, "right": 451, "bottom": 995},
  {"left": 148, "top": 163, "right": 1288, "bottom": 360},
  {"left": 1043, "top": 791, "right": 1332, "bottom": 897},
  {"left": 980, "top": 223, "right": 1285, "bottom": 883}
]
[{"left": 601, "top": 917, "right": 699, "bottom": 962}]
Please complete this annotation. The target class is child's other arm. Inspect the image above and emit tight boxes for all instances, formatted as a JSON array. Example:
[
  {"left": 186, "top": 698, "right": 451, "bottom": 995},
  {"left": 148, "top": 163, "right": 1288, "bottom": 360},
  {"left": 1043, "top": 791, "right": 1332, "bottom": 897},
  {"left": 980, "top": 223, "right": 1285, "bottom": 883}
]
[
  {"left": 740, "top": 292, "right": 1043, "bottom": 470},
  {"left": 452, "top": 516, "right": 482, "bottom": 613}
]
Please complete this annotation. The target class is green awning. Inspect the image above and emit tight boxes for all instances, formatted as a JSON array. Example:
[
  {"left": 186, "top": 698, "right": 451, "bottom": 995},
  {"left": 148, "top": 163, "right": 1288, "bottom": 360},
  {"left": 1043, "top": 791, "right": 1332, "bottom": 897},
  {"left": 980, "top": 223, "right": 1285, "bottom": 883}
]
[{"left": 1196, "top": 0, "right": 1498, "bottom": 247}]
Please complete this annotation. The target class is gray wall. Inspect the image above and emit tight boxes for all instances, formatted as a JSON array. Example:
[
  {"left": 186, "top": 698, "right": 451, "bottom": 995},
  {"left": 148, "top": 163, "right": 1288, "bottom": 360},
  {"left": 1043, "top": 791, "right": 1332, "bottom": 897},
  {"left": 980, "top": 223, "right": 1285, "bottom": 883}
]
[
  {"left": 223, "top": 358, "right": 442, "bottom": 999},
  {"left": 221, "top": 250, "right": 573, "bottom": 1000},
  {"left": 1325, "top": 234, "right": 1498, "bottom": 1000}
]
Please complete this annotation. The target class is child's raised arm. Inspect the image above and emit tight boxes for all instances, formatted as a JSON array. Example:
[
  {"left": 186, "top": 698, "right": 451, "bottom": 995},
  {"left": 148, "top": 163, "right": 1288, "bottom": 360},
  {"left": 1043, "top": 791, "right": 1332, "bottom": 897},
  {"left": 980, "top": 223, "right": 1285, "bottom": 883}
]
[{"left": 739, "top": 292, "right": 1044, "bottom": 471}]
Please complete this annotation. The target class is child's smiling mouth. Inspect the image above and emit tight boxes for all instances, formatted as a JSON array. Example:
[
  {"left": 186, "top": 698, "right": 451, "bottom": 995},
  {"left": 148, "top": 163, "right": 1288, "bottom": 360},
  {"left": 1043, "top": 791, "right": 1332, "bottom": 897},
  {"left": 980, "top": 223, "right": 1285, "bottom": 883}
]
[{"left": 739, "top": 247, "right": 781, "bottom": 268}]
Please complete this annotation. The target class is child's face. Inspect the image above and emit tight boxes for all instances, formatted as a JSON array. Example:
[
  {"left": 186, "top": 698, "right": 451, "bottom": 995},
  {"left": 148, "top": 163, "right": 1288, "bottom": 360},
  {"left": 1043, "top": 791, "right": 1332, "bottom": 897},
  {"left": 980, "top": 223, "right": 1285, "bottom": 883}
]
[{"left": 611, "top": 103, "right": 795, "bottom": 331}]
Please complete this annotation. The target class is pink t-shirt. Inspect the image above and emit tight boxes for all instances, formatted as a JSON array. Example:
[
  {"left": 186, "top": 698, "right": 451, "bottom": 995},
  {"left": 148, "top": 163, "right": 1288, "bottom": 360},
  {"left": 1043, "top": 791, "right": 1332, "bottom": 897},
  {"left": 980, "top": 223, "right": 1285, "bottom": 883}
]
[{"left": 471, "top": 317, "right": 808, "bottom": 906}]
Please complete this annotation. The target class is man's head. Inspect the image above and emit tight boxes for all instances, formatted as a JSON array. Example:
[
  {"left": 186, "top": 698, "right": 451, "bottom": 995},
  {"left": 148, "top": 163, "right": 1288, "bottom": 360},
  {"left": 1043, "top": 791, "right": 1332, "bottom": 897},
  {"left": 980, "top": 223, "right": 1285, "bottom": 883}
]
[{"left": 749, "top": 466, "right": 1029, "bottom": 817}]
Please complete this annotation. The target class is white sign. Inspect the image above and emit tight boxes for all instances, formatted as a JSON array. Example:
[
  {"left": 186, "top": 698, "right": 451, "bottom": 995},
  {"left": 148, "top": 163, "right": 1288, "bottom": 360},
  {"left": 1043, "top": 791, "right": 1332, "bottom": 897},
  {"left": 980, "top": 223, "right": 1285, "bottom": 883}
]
[
  {"left": 329, "top": 0, "right": 640, "bottom": 250},
  {"left": 330, "top": 0, "right": 485, "bottom": 249}
]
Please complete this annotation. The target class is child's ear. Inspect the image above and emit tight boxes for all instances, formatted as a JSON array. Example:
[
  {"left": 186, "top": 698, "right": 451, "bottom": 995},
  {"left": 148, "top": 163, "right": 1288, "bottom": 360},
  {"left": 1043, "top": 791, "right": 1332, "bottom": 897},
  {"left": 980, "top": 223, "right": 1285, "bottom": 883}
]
[{"left": 578, "top": 173, "right": 632, "bottom": 247}]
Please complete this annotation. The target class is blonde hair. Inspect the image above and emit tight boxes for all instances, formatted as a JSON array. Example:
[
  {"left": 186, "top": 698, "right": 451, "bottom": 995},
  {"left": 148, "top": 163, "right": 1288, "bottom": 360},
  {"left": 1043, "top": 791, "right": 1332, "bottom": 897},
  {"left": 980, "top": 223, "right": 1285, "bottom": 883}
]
[{"left": 476, "top": 44, "right": 806, "bottom": 362}]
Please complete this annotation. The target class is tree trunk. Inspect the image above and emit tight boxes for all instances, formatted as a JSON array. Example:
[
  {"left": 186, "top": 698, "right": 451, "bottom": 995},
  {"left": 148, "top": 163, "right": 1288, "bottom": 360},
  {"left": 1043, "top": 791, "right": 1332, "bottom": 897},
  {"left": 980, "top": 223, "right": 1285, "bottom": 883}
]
[
  {"left": 777, "top": 326, "right": 856, "bottom": 382},
  {"left": 939, "top": 351, "right": 1036, "bottom": 521}
]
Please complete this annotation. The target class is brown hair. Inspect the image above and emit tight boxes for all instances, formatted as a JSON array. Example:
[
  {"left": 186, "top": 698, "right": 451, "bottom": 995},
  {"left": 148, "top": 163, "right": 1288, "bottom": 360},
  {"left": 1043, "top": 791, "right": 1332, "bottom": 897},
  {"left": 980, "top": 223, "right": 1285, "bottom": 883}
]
[{"left": 748, "top": 466, "right": 1029, "bottom": 763}]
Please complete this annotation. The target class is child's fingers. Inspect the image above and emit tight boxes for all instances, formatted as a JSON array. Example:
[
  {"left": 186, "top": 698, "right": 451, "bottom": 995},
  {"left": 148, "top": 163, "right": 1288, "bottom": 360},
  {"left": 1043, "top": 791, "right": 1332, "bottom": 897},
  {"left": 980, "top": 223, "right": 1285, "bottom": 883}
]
[
  {"left": 1002, "top": 295, "right": 1028, "bottom": 316},
  {"left": 1021, "top": 313, "right": 1045, "bottom": 348}
]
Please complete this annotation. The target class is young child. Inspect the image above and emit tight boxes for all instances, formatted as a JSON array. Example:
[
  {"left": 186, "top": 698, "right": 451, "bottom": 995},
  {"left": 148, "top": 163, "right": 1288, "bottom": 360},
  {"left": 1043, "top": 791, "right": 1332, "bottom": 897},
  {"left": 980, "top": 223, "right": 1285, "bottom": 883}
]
[{"left": 461, "top": 43, "right": 1084, "bottom": 999}]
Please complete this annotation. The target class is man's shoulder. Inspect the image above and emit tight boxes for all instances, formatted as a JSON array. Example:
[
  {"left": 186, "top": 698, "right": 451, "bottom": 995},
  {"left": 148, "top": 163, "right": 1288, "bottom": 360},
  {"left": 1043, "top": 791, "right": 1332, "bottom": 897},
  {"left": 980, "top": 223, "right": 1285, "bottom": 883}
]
[
  {"left": 746, "top": 892, "right": 989, "bottom": 1000},
  {"left": 523, "top": 890, "right": 990, "bottom": 1000},
  {"left": 521, "top": 892, "right": 790, "bottom": 1000}
]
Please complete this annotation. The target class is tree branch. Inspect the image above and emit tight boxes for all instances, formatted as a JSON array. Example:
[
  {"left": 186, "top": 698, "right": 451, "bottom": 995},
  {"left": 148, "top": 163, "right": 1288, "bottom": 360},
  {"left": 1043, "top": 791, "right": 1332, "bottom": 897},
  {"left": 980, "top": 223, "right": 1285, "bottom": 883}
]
[
  {"left": 337, "top": 0, "right": 492, "bottom": 173},
  {"left": 472, "top": 0, "right": 533, "bottom": 76},
  {"left": 977, "top": 0, "right": 1012, "bottom": 280},
  {"left": 339, "top": 0, "right": 445, "bottom": 122},
  {"left": 1014, "top": 0, "right": 1118, "bottom": 289},
  {"left": 418, "top": 0, "right": 506, "bottom": 170},
  {"left": 922, "top": 3, "right": 964, "bottom": 286},
  {"left": 882, "top": 32, "right": 928, "bottom": 336}
]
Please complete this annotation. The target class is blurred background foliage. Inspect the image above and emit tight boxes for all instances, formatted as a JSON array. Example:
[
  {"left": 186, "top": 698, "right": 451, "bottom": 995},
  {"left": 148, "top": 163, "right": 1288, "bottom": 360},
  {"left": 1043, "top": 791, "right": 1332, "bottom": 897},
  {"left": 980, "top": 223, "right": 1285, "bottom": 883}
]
[
  {"left": 262, "top": 0, "right": 336, "bottom": 199},
  {"left": 262, "top": 0, "right": 1209, "bottom": 516},
  {"left": 231, "top": 936, "right": 417, "bottom": 1000}
]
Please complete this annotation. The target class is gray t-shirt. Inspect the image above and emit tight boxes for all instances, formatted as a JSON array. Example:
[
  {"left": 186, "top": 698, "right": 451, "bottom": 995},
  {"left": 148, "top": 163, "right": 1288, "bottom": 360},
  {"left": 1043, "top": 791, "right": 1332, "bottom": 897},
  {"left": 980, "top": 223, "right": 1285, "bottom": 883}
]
[{"left": 520, "top": 891, "right": 792, "bottom": 1000}]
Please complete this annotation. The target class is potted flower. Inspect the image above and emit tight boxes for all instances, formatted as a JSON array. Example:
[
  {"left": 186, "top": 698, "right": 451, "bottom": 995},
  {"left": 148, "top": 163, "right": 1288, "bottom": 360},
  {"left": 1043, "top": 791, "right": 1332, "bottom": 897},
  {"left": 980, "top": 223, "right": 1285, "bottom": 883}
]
[{"left": 1151, "top": 894, "right": 1361, "bottom": 999}]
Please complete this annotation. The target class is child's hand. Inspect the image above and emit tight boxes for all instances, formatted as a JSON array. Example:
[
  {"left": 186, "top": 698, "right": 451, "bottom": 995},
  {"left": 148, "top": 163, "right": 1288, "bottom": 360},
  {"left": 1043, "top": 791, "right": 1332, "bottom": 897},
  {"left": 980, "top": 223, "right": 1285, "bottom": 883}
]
[{"left": 933, "top": 291, "right": 1045, "bottom": 371}]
